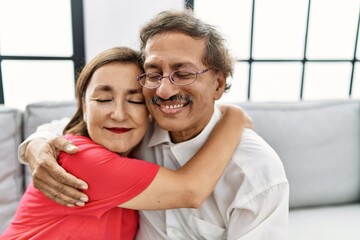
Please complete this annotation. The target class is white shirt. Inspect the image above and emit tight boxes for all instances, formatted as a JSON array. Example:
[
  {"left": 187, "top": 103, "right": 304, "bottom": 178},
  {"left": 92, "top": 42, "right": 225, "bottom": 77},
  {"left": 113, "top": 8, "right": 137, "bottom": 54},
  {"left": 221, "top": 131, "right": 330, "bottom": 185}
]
[
  {"left": 133, "top": 108, "right": 289, "bottom": 240},
  {"left": 18, "top": 108, "right": 289, "bottom": 240}
]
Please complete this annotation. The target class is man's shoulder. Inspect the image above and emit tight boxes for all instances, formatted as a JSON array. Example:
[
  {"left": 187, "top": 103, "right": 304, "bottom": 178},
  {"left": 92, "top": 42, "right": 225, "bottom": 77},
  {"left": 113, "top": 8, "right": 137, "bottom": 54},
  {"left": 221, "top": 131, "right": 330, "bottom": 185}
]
[
  {"left": 236, "top": 128, "right": 280, "bottom": 160},
  {"left": 231, "top": 128, "right": 287, "bottom": 182}
]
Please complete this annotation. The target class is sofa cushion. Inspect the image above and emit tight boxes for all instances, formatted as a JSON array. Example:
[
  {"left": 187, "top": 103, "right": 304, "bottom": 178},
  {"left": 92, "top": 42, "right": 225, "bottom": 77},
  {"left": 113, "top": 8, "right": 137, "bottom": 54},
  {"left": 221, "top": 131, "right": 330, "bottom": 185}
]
[
  {"left": 23, "top": 101, "right": 76, "bottom": 139},
  {"left": 240, "top": 100, "right": 360, "bottom": 208},
  {"left": 23, "top": 101, "right": 76, "bottom": 186},
  {"left": 289, "top": 204, "right": 360, "bottom": 240},
  {"left": 0, "top": 106, "right": 23, "bottom": 234}
]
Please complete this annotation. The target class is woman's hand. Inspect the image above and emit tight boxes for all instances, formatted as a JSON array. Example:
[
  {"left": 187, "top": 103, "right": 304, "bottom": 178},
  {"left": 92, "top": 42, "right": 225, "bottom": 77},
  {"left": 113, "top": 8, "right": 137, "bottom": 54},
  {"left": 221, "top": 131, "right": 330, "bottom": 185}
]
[
  {"left": 218, "top": 104, "right": 253, "bottom": 129},
  {"left": 25, "top": 137, "right": 89, "bottom": 207}
]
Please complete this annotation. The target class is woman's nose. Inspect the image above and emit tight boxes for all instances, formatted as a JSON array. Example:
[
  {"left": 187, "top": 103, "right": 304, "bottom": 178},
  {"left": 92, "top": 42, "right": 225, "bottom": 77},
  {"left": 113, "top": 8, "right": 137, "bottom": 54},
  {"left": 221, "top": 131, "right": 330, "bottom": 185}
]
[{"left": 110, "top": 103, "right": 126, "bottom": 120}]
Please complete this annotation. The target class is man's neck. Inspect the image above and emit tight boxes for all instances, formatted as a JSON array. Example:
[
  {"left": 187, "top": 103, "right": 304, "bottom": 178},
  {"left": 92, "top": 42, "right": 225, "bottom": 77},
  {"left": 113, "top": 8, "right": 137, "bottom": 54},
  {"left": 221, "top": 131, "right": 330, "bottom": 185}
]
[{"left": 169, "top": 112, "right": 214, "bottom": 143}]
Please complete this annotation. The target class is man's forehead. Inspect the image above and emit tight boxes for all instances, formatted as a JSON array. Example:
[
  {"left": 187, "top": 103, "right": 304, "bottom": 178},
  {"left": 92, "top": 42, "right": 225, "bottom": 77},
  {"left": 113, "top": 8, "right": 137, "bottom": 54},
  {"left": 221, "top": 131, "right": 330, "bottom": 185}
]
[
  {"left": 144, "top": 32, "right": 206, "bottom": 52},
  {"left": 143, "top": 33, "right": 205, "bottom": 69},
  {"left": 143, "top": 59, "right": 197, "bottom": 69}
]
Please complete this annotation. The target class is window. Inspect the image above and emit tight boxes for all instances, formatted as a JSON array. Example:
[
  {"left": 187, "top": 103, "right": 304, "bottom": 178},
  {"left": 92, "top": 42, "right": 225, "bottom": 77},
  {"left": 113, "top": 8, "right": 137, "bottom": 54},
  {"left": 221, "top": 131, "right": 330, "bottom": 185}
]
[
  {"left": 189, "top": 0, "right": 360, "bottom": 102},
  {"left": 0, "top": 0, "right": 85, "bottom": 109}
]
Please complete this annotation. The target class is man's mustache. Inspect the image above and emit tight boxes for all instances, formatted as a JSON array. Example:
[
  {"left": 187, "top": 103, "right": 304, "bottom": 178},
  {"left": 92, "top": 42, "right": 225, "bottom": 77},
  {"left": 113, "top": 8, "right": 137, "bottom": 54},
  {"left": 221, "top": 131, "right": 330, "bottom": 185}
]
[{"left": 150, "top": 95, "right": 193, "bottom": 105}]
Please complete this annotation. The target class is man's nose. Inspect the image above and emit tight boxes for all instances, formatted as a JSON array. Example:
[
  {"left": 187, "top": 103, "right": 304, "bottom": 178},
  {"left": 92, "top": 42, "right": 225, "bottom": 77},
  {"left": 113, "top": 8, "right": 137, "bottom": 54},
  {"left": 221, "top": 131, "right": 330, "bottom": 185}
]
[{"left": 156, "top": 76, "right": 179, "bottom": 100}]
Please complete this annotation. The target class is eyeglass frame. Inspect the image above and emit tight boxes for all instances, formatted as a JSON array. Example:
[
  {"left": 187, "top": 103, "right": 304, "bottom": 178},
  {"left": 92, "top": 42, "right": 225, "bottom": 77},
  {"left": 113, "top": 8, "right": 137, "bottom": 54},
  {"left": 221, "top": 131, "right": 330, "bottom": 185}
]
[{"left": 136, "top": 68, "right": 212, "bottom": 89}]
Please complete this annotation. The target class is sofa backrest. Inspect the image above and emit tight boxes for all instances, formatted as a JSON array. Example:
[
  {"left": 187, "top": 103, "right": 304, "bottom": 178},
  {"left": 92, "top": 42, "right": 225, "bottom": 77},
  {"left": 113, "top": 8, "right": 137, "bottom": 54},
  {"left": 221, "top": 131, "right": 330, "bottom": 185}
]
[
  {"left": 23, "top": 101, "right": 77, "bottom": 186},
  {"left": 0, "top": 106, "right": 23, "bottom": 233},
  {"left": 21, "top": 99, "right": 360, "bottom": 210},
  {"left": 23, "top": 101, "right": 77, "bottom": 139},
  {"left": 239, "top": 99, "right": 360, "bottom": 209}
]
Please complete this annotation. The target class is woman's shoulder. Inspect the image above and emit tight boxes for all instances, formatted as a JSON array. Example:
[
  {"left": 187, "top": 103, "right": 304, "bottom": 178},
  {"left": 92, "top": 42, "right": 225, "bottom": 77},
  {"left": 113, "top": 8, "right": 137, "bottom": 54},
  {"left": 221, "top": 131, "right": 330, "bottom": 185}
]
[
  {"left": 63, "top": 134, "right": 104, "bottom": 151},
  {"left": 63, "top": 134, "right": 91, "bottom": 144},
  {"left": 59, "top": 134, "right": 113, "bottom": 163}
]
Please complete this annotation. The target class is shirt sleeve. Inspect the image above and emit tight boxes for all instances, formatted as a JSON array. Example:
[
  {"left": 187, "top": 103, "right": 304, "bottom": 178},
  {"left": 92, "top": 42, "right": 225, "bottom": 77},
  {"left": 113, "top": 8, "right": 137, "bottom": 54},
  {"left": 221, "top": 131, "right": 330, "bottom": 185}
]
[
  {"left": 60, "top": 135, "right": 160, "bottom": 217},
  {"left": 18, "top": 118, "right": 70, "bottom": 164},
  {"left": 226, "top": 129, "right": 289, "bottom": 240},
  {"left": 227, "top": 182, "right": 289, "bottom": 240}
]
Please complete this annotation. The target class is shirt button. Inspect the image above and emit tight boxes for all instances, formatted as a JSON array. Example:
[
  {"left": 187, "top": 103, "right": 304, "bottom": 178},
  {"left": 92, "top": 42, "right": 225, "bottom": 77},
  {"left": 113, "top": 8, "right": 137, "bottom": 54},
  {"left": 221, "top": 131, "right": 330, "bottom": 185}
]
[{"left": 167, "top": 227, "right": 186, "bottom": 240}]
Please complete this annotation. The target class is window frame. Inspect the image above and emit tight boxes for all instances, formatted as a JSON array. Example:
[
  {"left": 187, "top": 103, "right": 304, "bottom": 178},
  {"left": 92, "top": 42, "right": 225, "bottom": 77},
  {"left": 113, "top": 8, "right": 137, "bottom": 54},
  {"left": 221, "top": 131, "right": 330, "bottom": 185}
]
[
  {"left": 0, "top": 0, "right": 85, "bottom": 104},
  {"left": 187, "top": 0, "right": 360, "bottom": 100}
]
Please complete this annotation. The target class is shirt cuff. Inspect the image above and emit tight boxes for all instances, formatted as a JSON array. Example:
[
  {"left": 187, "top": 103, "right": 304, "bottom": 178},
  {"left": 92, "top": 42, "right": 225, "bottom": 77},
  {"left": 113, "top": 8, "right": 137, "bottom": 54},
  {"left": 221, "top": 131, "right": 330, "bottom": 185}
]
[{"left": 18, "top": 117, "right": 70, "bottom": 164}]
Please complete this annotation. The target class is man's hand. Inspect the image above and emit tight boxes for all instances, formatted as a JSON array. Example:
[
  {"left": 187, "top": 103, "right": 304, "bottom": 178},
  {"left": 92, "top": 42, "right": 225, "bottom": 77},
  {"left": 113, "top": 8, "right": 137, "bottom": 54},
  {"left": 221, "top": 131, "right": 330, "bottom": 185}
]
[{"left": 25, "top": 137, "right": 89, "bottom": 207}]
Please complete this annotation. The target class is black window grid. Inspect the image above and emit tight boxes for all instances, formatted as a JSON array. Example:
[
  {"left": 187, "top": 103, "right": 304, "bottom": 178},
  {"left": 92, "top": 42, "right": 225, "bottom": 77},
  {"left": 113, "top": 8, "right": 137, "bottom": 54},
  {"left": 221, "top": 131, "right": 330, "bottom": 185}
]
[
  {"left": 186, "top": 0, "right": 360, "bottom": 100},
  {"left": 0, "top": 0, "right": 85, "bottom": 104}
]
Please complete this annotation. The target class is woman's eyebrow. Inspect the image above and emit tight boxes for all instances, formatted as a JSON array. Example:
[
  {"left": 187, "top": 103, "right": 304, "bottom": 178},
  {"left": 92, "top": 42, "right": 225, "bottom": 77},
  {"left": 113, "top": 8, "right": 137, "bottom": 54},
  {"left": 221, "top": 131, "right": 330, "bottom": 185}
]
[
  {"left": 94, "top": 85, "right": 113, "bottom": 92},
  {"left": 93, "top": 86, "right": 142, "bottom": 95},
  {"left": 127, "top": 89, "right": 143, "bottom": 95}
]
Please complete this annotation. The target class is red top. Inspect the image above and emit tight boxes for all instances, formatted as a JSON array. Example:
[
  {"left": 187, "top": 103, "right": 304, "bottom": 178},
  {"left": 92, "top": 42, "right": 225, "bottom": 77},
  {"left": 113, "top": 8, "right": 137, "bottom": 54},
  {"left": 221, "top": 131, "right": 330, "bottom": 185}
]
[{"left": 1, "top": 135, "right": 159, "bottom": 240}]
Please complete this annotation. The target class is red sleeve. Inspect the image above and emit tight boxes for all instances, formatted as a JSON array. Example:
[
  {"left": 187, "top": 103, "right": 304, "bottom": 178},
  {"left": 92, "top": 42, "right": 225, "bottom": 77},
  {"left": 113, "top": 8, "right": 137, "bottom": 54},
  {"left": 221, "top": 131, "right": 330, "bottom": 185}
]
[{"left": 59, "top": 135, "right": 159, "bottom": 215}]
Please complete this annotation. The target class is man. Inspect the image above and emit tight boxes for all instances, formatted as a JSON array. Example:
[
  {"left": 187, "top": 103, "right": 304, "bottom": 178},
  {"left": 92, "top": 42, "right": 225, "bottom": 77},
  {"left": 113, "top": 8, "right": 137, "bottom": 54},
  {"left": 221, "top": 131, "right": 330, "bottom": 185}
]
[{"left": 20, "top": 9, "right": 289, "bottom": 239}]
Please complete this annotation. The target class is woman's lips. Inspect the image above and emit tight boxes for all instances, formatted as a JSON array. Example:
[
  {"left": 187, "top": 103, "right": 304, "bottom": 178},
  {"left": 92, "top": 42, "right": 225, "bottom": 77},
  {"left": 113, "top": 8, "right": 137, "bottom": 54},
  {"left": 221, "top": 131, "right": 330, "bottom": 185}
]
[{"left": 106, "top": 127, "right": 130, "bottom": 134}]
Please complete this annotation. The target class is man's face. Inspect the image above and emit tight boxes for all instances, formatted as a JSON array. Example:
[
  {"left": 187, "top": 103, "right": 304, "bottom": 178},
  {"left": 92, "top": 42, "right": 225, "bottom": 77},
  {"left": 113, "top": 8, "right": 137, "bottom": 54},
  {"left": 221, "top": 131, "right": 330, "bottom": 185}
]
[{"left": 142, "top": 32, "right": 226, "bottom": 143}]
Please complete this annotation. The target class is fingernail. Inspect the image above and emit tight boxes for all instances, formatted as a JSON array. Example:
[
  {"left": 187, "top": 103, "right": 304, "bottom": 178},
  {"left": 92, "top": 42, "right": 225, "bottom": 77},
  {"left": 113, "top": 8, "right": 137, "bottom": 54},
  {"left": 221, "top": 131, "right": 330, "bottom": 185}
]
[
  {"left": 66, "top": 145, "right": 77, "bottom": 151},
  {"left": 67, "top": 204, "right": 75, "bottom": 207},
  {"left": 78, "top": 181, "right": 88, "bottom": 190},
  {"left": 76, "top": 201, "right": 85, "bottom": 207},
  {"left": 80, "top": 197, "right": 88, "bottom": 202}
]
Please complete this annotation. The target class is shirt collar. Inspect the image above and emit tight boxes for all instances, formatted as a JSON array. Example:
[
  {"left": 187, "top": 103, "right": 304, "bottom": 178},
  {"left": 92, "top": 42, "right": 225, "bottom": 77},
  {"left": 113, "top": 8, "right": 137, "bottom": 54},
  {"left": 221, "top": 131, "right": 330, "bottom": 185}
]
[{"left": 148, "top": 107, "right": 222, "bottom": 166}]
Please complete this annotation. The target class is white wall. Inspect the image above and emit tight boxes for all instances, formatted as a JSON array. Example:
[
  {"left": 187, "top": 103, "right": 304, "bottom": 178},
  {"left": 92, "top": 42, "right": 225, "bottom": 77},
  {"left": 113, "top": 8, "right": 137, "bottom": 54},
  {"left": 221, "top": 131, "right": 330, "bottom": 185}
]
[{"left": 83, "top": 0, "right": 185, "bottom": 61}]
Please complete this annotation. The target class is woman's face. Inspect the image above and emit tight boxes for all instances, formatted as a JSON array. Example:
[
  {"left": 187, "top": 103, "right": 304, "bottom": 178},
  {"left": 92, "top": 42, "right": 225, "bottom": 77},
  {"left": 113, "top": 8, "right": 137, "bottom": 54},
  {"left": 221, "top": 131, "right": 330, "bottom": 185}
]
[{"left": 83, "top": 62, "right": 149, "bottom": 156}]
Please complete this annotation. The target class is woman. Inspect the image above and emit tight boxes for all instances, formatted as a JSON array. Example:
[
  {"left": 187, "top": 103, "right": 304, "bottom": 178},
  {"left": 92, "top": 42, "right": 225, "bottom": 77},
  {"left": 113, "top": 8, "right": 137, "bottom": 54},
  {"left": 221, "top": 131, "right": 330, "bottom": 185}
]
[{"left": 1, "top": 47, "right": 250, "bottom": 239}]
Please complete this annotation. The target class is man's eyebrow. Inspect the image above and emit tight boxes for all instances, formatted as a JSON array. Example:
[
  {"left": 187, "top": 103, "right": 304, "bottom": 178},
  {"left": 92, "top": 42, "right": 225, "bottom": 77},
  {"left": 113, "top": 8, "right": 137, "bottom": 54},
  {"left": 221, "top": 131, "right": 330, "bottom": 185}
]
[
  {"left": 143, "top": 62, "right": 158, "bottom": 69},
  {"left": 172, "top": 62, "right": 194, "bottom": 69},
  {"left": 144, "top": 62, "right": 195, "bottom": 70}
]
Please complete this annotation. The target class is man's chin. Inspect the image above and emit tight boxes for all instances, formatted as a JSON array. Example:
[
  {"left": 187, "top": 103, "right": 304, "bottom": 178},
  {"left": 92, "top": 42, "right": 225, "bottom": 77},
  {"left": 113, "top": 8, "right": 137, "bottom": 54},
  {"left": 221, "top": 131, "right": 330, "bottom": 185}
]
[{"left": 155, "top": 117, "right": 184, "bottom": 131}]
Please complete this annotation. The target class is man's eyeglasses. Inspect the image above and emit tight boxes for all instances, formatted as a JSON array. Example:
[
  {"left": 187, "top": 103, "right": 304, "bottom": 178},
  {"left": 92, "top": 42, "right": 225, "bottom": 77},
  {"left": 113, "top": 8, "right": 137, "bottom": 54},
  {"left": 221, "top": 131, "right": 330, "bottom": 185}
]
[{"left": 136, "top": 69, "right": 211, "bottom": 89}]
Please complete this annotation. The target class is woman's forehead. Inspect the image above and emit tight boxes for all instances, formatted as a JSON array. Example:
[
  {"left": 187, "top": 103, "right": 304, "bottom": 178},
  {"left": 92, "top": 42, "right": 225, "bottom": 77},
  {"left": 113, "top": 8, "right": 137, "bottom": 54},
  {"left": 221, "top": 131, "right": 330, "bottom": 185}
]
[{"left": 88, "top": 63, "right": 143, "bottom": 92}]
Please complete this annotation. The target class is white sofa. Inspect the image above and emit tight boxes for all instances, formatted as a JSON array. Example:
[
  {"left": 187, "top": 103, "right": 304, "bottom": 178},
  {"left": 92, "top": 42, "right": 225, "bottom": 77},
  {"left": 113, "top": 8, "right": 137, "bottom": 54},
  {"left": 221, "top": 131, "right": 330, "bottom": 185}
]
[{"left": 1, "top": 99, "right": 359, "bottom": 239}]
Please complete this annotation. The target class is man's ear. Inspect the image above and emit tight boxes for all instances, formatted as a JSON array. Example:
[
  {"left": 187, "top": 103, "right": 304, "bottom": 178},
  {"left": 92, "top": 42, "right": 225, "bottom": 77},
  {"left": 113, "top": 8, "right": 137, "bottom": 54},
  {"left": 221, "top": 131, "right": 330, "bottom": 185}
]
[{"left": 213, "top": 71, "right": 226, "bottom": 100}]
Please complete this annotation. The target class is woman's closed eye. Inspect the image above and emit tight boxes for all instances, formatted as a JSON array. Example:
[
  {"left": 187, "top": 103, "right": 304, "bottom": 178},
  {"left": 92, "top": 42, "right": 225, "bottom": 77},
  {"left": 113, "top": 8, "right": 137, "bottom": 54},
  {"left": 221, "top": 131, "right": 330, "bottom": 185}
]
[
  {"left": 127, "top": 92, "right": 145, "bottom": 105},
  {"left": 128, "top": 99, "right": 145, "bottom": 104},
  {"left": 91, "top": 98, "right": 112, "bottom": 103}
]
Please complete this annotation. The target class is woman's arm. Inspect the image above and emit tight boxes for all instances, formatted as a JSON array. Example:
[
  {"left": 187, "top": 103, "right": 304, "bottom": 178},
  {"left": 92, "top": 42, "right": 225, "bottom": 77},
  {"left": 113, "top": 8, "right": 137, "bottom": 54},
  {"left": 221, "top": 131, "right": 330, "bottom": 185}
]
[
  {"left": 120, "top": 104, "right": 251, "bottom": 210},
  {"left": 22, "top": 105, "right": 250, "bottom": 209},
  {"left": 21, "top": 118, "right": 89, "bottom": 207}
]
